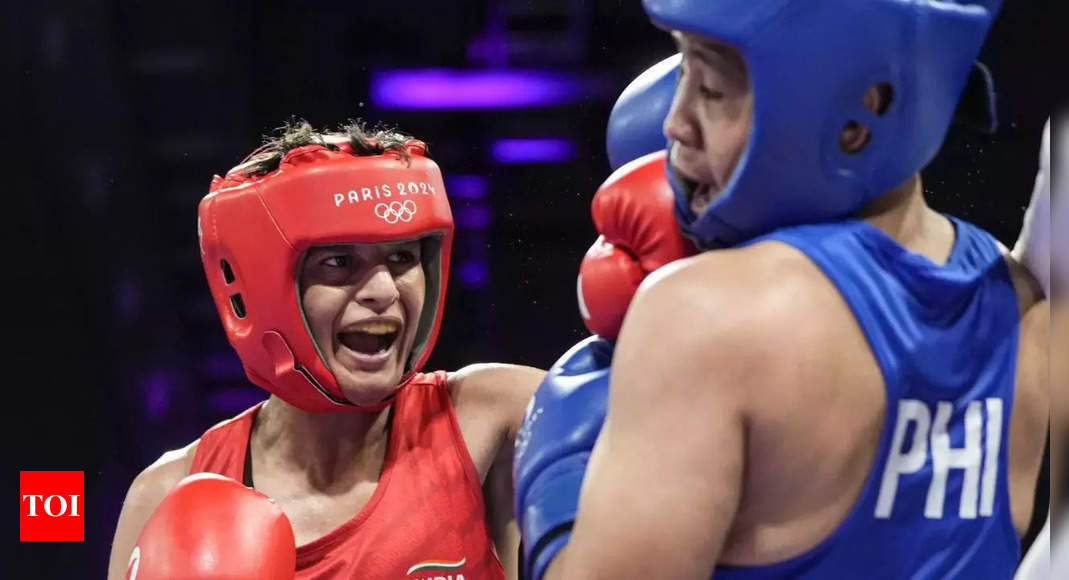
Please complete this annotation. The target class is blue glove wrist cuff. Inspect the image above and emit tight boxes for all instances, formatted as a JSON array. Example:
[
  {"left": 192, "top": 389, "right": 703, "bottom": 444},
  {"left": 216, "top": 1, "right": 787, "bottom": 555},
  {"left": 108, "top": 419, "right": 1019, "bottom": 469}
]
[{"left": 521, "top": 453, "right": 589, "bottom": 580}]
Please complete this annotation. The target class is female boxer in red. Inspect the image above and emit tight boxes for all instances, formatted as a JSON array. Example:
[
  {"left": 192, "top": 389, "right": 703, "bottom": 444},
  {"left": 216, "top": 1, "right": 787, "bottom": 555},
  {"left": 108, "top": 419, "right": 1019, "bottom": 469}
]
[{"left": 106, "top": 121, "right": 543, "bottom": 580}]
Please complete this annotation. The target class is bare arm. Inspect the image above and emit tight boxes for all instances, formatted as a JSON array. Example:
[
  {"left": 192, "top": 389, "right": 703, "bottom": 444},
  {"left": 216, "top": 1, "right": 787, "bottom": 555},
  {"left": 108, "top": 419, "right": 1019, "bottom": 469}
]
[
  {"left": 485, "top": 435, "right": 521, "bottom": 579},
  {"left": 106, "top": 443, "right": 196, "bottom": 580},
  {"left": 551, "top": 255, "right": 771, "bottom": 579},
  {"left": 451, "top": 363, "right": 545, "bottom": 579}
]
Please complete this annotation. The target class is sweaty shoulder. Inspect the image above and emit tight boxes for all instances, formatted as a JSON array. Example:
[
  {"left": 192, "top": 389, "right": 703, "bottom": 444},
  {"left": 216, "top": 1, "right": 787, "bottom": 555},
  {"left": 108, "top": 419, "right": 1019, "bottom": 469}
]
[
  {"left": 628, "top": 240, "right": 859, "bottom": 388},
  {"left": 449, "top": 363, "right": 545, "bottom": 439},
  {"left": 447, "top": 364, "right": 544, "bottom": 482},
  {"left": 616, "top": 240, "right": 886, "bottom": 565},
  {"left": 107, "top": 441, "right": 199, "bottom": 580},
  {"left": 130, "top": 441, "right": 199, "bottom": 506}
]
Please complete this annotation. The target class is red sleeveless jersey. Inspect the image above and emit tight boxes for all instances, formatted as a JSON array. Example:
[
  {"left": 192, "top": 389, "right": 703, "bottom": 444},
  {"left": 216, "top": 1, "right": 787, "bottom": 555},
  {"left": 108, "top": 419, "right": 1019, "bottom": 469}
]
[{"left": 189, "top": 371, "right": 505, "bottom": 580}]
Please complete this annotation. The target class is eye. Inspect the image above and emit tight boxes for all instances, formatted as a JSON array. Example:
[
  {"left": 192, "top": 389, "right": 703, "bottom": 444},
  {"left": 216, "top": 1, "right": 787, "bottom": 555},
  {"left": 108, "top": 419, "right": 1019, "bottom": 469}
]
[
  {"left": 387, "top": 250, "right": 417, "bottom": 266},
  {"left": 699, "top": 85, "right": 724, "bottom": 100},
  {"left": 322, "top": 255, "right": 350, "bottom": 268},
  {"left": 680, "top": 59, "right": 722, "bottom": 101}
]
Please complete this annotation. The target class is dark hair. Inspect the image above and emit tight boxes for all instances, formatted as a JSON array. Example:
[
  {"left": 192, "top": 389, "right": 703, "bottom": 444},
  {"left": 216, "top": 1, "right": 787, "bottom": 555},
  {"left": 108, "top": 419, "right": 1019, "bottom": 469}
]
[{"left": 242, "top": 118, "right": 420, "bottom": 177}]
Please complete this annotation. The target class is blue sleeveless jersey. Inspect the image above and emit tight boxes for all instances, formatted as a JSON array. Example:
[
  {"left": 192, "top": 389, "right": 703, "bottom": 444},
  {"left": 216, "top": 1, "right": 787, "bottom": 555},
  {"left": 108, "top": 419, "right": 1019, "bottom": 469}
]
[{"left": 718, "top": 217, "right": 1021, "bottom": 579}]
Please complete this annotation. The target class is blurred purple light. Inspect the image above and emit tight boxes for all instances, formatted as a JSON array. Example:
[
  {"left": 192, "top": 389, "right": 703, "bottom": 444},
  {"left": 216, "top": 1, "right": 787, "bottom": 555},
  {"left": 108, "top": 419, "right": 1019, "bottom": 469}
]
[
  {"left": 144, "top": 374, "right": 173, "bottom": 420},
  {"left": 446, "top": 175, "right": 489, "bottom": 200},
  {"left": 456, "top": 206, "right": 492, "bottom": 229},
  {"left": 371, "top": 69, "right": 587, "bottom": 110},
  {"left": 458, "top": 260, "right": 490, "bottom": 288},
  {"left": 201, "top": 351, "right": 245, "bottom": 380},
  {"left": 491, "top": 138, "right": 576, "bottom": 164},
  {"left": 208, "top": 387, "right": 267, "bottom": 415}
]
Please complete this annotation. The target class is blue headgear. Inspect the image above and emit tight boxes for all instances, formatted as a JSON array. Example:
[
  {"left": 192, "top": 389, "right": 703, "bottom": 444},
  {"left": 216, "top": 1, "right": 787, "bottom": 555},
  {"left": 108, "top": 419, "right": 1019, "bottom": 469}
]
[
  {"left": 643, "top": 0, "right": 1003, "bottom": 249},
  {"left": 606, "top": 54, "right": 680, "bottom": 171},
  {"left": 605, "top": 54, "right": 995, "bottom": 172}
]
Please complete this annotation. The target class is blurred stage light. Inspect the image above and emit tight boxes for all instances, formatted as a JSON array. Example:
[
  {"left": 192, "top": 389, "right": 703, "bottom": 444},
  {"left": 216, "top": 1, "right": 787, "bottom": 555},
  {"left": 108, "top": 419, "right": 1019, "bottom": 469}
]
[
  {"left": 371, "top": 69, "right": 594, "bottom": 110},
  {"left": 458, "top": 260, "right": 491, "bottom": 288},
  {"left": 455, "top": 206, "right": 492, "bottom": 229},
  {"left": 491, "top": 138, "right": 576, "bottom": 163},
  {"left": 446, "top": 175, "right": 490, "bottom": 200}
]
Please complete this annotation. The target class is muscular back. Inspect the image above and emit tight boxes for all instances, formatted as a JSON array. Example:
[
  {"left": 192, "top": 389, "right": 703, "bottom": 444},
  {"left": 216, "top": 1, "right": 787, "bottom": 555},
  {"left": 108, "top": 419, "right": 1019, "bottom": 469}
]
[
  {"left": 716, "top": 241, "right": 886, "bottom": 565},
  {"left": 716, "top": 240, "right": 1048, "bottom": 566}
]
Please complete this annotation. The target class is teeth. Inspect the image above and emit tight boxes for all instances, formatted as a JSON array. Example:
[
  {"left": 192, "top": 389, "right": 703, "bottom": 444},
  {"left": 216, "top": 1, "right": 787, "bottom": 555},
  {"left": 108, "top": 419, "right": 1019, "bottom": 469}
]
[{"left": 349, "top": 321, "right": 399, "bottom": 335}]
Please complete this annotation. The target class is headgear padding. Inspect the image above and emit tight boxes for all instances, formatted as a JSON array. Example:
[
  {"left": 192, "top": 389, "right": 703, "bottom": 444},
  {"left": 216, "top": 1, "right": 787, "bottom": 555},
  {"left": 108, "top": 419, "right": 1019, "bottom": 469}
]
[{"left": 606, "top": 54, "right": 680, "bottom": 171}]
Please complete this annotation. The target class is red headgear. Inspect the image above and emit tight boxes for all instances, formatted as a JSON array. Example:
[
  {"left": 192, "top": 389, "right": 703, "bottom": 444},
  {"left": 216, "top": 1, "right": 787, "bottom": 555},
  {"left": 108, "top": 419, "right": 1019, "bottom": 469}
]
[{"left": 198, "top": 139, "right": 454, "bottom": 413}]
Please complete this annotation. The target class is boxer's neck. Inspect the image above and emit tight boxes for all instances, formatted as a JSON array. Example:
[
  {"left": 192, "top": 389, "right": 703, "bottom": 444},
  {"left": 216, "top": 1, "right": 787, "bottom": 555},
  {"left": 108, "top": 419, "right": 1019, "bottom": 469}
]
[
  {"left": 856, "top": 172, "right": 956, "bottom": 266},
  {"left": 251, "top": 395, "right": 391, "bottom": 487}
]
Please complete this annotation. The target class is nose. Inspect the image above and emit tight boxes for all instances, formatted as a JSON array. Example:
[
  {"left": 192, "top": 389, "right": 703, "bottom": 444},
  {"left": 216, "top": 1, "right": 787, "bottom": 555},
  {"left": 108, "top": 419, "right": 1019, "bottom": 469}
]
[
  {"left": 353, "top": 265, "right": 400, "bottom": 313},
  {"left": 663, "top": 86, "right": 702, "bottom": 150}
]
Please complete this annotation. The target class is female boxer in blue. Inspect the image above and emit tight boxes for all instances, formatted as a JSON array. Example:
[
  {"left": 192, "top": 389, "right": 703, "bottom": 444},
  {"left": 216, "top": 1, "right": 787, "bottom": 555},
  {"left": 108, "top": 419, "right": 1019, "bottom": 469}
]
[{"left": 515, "top": 1, "right": 1050, "bottom": 578}]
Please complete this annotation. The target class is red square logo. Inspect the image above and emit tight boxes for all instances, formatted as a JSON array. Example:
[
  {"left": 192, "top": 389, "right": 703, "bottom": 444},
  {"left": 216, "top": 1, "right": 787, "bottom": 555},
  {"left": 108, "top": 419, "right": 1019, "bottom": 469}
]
[{"left": 20, "top": 471, "right": 84, "bottom": 541}]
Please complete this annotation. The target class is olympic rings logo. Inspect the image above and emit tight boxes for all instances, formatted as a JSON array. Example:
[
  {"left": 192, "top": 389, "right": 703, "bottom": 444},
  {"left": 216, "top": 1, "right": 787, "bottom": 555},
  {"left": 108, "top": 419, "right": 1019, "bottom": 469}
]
[{"left": 374, "top": 200, "right": 417, "bottom": 224}]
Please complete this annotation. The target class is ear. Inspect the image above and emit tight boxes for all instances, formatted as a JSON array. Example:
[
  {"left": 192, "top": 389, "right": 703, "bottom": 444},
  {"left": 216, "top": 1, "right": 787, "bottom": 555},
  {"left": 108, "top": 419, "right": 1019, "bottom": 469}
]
[
  {"left": 839, "top": 121, "right": 872, "bottom": 155},
  {"left": 862, "top": 83, "right": 894, "bottom": 116},
  {"left": 841, "top": 83, "right": 895, "bottom": 155}
]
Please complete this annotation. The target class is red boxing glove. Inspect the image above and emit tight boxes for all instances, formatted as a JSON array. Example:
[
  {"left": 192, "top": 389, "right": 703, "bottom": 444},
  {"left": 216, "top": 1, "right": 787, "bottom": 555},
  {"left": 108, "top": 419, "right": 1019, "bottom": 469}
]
[
  {"left": 578, "top": 151, "right": 696, "bottom": 339},
  {"left": 126, "top": 473, "right": 296, "bottom": 580}
]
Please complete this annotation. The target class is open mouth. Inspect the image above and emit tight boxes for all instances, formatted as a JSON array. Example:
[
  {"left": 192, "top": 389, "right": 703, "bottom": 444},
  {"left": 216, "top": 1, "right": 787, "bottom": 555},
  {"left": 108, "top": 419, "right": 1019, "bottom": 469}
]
[
  {"left": 338, "top": 319, "right": 401, "bottom": 357},
  {"left": 672, "top": 167, "right": 717, "bottom": 215}
]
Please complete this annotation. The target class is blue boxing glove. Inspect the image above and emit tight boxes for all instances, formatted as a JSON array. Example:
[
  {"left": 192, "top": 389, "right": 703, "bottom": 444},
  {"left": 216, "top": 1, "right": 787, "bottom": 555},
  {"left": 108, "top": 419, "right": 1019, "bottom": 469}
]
[
  {"left": 512, "top": 53, "right": 690, "bottom": 579},
  {"left": 605, "top": 53, "right": 680, "bottom": 171},
  {"left": 514, "top": 336, "right": 614, "bottom": 580}
]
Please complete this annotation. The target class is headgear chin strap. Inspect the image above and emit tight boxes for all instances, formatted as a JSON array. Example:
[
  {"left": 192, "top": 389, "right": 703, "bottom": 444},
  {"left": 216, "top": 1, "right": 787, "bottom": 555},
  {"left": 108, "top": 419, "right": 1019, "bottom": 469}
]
[
  {"left": 198, "top": 140, "right": 454, "bottom": 413},
  {"left": 644, "top": 0, "right": 1002, "bottom": 249}
]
